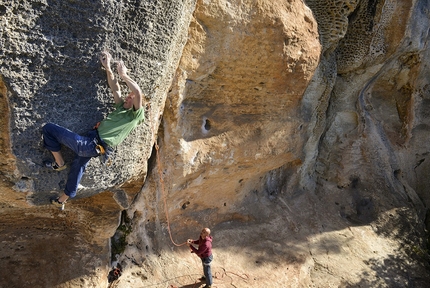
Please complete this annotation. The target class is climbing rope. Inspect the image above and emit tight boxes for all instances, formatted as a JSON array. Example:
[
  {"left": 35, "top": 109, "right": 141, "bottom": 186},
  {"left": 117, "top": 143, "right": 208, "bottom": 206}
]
[
  {"left": 215, "top": 268, "right": 250, "bottom": 283},
  {"left": 154, "top": 140, "right": 186, "bottom": 247},
  {"left": 150, "top": 101, "right": 186, "bottom": 247}
]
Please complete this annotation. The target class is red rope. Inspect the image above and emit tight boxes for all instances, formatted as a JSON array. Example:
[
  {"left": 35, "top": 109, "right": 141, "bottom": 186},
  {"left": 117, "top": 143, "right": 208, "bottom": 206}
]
[
  {"left": 152, "top": 105, "right": 185, "bottom": 247},
  {"left": 155, "top": 141, "right": 186, "bottom": 247}
]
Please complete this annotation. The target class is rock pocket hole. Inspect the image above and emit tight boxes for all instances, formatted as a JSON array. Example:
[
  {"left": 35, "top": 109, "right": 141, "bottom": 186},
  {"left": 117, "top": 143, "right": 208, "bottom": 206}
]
[
  {"left": 182, "top": 201, "right": 191, "bottom": 209},
  {"left": 202, "top": 117, "right": 211, "bottom": 133},
  {"left": 0, "top": 5, "right": 6, "bottom": 16}
]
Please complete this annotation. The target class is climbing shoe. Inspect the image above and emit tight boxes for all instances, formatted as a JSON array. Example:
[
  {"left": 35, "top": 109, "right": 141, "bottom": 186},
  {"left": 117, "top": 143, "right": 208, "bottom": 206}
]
[
  {"left": 51, "top": 198, "right": 66, "bottom": 211},
  {"left": 44, "top": 160, "right": 67, "bottom": 171}
]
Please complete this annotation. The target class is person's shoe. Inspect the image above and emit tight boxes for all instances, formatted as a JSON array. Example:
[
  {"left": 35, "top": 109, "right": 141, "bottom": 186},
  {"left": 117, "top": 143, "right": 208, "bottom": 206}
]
[
  {"left": 44, "top": 161, "right": 67, "bottom": 171},
  {"left": 51, "top": 198, "right": 66, "bottom": 211},
  {"left": 202, "top": 285, "right": 211, "bottom": 288},
  {"left": 199, "top": 276, "right": 206, "bottom": 281}
]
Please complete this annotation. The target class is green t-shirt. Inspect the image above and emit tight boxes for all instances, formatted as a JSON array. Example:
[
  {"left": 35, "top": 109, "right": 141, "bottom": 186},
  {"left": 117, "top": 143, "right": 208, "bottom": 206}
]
[{"left": 97, "top": 103, "right": 145, "bottom": 147}]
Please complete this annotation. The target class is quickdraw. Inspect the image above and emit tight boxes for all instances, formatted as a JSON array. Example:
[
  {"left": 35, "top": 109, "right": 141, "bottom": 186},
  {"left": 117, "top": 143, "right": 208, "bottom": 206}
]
[{"left": 96, "top": 144, "right": 105, "bottom": 155}]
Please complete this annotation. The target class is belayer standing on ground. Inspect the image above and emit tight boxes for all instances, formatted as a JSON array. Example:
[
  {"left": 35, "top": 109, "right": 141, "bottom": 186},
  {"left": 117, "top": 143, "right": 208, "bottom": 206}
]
[
  {"left": 187, "top": 227, "right": 213, "bottom": 288},
  {"left": 43, "top": 51, "right": 146, "bottom": 210}
]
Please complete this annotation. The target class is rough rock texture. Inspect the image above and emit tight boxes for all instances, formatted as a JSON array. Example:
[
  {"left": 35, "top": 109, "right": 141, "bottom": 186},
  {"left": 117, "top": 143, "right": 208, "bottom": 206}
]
[
  {"left": 0, "top": 0, "right": 195, "bottom": 287},
  {"left": 1, "top": 0, "right": 430, "bottom": 287},
  {"left": 1, "top": 0, "right": 194, "bottom": 205}
]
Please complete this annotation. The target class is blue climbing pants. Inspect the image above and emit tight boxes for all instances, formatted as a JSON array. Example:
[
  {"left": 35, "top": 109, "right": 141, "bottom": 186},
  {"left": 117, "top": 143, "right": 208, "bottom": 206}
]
[{"left": 42, "top": 123, "right": 100, "bottom": 198}]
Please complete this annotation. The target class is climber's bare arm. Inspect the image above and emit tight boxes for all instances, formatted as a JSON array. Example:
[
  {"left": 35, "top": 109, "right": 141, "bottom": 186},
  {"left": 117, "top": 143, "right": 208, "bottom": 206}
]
[
  {"left": 100, "top": 51, "right": 122, "bottom": 104},
  {"left": 117, "top": 61, "right": 143, "bottom": 110}
]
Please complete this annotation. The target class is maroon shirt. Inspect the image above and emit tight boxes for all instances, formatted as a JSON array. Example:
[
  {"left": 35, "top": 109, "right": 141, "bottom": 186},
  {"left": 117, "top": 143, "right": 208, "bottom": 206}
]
[{"left": 190, "top": 235, "right": 213, "bottom": 258}]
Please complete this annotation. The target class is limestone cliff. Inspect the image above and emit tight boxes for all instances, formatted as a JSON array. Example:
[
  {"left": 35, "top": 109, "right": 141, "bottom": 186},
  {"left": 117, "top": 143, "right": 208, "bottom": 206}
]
[
  {"left": 1, "top": 0, "right": 430, "bottom": 287},
  {"left": 0, "top": 0, "right": 195, "bottom": 287}
]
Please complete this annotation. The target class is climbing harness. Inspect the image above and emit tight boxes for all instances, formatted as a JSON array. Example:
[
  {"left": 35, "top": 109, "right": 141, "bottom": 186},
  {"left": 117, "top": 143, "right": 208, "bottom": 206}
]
[{"left": 93, "top": 121, "right": 114, "bottom": 166}]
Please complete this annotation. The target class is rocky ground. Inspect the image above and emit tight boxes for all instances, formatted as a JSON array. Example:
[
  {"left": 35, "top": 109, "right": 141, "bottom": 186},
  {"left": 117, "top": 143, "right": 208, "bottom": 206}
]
[{"left": 2, "top": 162, "right": 428, "bottom": 288}]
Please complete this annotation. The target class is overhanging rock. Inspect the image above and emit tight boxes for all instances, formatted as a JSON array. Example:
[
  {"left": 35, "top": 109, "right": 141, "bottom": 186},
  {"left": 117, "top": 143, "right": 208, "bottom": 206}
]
[{"left": 0, "top": 0, "right": 197, "bottom": 206}]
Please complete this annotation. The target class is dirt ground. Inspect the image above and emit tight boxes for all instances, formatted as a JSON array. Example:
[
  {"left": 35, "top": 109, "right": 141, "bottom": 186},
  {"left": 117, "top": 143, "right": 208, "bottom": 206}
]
[{"left": 1, "top": 177, "right": 429, "bottom": 288}]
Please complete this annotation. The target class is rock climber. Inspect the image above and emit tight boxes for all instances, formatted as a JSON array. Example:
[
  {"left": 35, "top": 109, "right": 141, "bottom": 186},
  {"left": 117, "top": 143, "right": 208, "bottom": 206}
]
[
  {"left": 187, "top": 227, "right": 213, "bottom": 288},
  {"left": 43, "top": 51, "right": 147, "bottom": 210}
]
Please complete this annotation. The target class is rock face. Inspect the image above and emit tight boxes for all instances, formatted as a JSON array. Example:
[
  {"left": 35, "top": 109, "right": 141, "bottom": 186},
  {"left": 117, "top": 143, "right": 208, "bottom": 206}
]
[
  {"left": 1, "top": 0, "right": 195, "bottom": 287},
  {"left": 1, "top": 0, "right": 195, "bottom": 205},
  {"left": 1, "top": 0, "right": 430, "bottom": 287}
]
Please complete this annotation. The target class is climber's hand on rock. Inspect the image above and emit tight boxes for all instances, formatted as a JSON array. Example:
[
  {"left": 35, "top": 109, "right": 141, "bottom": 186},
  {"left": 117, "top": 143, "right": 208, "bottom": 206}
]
[
  {"left": 117, "top": 61, "right": 128, "bottom": 78},
  {"left": 100, "top": 51, "right": 113, "bottom": 70}
]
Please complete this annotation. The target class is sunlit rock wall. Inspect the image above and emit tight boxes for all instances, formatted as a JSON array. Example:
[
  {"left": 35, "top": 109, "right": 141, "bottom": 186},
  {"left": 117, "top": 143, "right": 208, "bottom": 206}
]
[{"left": 120, "top": 0, "right": 430, "bottom": 287}]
